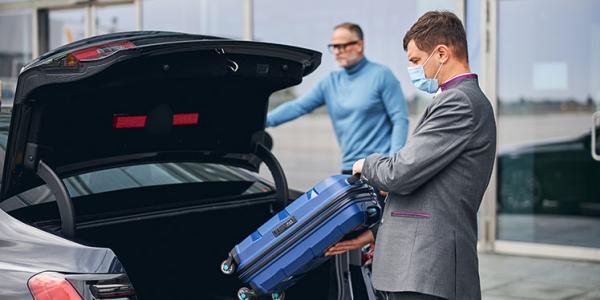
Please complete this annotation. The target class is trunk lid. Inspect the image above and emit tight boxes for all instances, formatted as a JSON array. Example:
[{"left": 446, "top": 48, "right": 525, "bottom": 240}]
[{"left": 1, "top": 32, "right": 321, "bottom": 200}]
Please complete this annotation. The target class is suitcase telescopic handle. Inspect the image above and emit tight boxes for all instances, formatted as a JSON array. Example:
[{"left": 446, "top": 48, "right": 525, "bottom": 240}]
[{"left": 346, "top": 173, "right": 362, "bottom": 185}]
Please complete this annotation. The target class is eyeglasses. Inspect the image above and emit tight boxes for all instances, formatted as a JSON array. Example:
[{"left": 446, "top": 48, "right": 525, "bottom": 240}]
[{"left": 327, "top": 40, "right": 360, "bottom": 53}]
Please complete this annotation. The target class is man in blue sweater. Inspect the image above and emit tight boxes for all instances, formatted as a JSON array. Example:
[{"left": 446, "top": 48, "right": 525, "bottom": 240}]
[{"left": 266, "top": 22, "right": 409, "bottom": 173}]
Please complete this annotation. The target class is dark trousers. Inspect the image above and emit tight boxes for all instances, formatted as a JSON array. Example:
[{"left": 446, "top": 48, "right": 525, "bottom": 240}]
[{"left": 382, "top": 291, "right": 446, "bottom": 300}]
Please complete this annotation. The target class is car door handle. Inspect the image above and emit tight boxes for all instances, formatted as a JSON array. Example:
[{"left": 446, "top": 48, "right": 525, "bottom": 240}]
[{"left": 592, "top": 111, "right": 600, "bottom": 162}]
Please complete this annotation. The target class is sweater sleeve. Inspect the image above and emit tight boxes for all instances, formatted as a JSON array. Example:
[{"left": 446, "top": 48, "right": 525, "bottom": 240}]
[{"left": 266, "top": 80, "right": 326, "bottom": 127}]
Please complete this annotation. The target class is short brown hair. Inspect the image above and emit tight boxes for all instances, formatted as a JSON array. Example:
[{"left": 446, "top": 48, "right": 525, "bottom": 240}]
[
  {"left": 334, "top": 22, "right": 364, "bottom": 40},
  {"left": 403, "top": 11, "right": 468, "bottom": 62}
]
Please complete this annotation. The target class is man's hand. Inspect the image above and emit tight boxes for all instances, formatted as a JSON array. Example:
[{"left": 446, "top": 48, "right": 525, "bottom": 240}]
[
  {"left": 352, "top": 158, "right": 365, "bottom": 175},
  {"left": 324, "top": 230, "right": 374, "bottom": 256}
]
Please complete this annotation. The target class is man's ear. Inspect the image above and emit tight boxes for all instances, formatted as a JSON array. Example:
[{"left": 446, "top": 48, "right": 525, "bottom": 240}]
[
  {"left": 437, "top": 44, "right": 451, "bottom": 64},
  {"left": 357, "top": 40, "right": 365, "bottom": 54}
]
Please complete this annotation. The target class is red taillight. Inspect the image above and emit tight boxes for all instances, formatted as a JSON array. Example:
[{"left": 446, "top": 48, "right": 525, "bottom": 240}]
[
  {"left": 66, "top": 41, "right": 135, "bottom": 66},
  {"left": 28, "top": 272, "right": 83, "bottom": 300},
  {"left": 72, "top": 41, "right": 135, "bottom": 60},
  {"left": 112, "top": 115, "right": 147, "bottom": 129},
  {"left": 173, "top": 113, "right": 199, "bottom": 126}
]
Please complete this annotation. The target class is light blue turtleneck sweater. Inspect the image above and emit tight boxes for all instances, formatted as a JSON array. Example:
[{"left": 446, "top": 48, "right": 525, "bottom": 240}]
[{"left": 266, "top": 57, "right": 409, "bottom": 170}]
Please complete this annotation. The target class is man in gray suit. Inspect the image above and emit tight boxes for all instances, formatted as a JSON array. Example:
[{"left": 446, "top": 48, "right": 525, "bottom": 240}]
[{"left": 325, "top": 11, "right": 496, "bottom": 300}]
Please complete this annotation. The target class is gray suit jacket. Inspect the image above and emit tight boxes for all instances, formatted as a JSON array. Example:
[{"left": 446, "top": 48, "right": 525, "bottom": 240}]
[{"left": 362, "top": 78, "right": 496, "bottom": 300}]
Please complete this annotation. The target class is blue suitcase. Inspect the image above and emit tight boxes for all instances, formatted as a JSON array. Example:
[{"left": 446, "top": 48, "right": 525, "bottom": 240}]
[{"left": 220, "top": 174, "right": 381, "bottom": 300}]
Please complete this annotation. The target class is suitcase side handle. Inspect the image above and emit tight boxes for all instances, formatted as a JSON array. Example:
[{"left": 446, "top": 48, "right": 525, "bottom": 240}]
[{"left": 345, "top": 173, "right": 362, "bottom": 185}]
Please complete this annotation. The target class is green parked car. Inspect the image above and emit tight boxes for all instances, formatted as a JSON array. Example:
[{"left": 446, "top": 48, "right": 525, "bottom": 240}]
[{"left": 498, "top": 126, "right": 600, "bottom": 215}]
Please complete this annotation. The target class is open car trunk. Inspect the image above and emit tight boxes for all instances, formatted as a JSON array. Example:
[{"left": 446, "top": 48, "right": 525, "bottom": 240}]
[
  {"left": 75, "top": 199, "right": 335, "bottom": 300},
  {"left": 1, "top": 33, "right": 330, "bottom": 299}
]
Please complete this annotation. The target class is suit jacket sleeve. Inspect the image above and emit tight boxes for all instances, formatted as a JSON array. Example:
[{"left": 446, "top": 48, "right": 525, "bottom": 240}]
[{"left": 362, "top": 89, "right": 475, "bottom": 195}]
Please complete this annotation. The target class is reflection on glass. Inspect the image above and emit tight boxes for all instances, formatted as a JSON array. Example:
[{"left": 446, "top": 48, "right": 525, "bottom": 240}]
[
  {"left": 498, "top": 129, "right": 599, "bottom": 213},
  {"left": 62, "top": 163, "right": 272, "bottom": 197},
  {"left": 497, "top": 0, "right": 600, "bottom": 248},
  {"left": 96, "top": 4, "right": 136, "bottom": 35},
  {"left": 0, "top": 162, "right": 272, "bottom": 213},
  {"left": 142, "top": 0, "right": 244, "bottom": 38},
  {"left": 0, "top": 9, "right": 32, "bottom": 106},
  {"left": 49, "top": 9, "right": 86, "bottom": 50},
  {"left": 595, "top": 117, "right": 600, "bottom": 157}
]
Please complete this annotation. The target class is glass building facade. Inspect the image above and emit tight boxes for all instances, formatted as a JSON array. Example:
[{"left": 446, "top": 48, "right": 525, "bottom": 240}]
[{"left": 0, "top": 0, "right": 599, "bottom": 261}]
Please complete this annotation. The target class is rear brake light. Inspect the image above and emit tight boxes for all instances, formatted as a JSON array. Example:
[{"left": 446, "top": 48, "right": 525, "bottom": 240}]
[
  {"left": 173, "top": 113, "right": 199, "bottom": 126},
  {"left": 113, "top": 112, "right": 199, "bottom": 128},
  {"left": 65, "top": 41, "right": 135, "bottom": 66},
  {"left": 28, "top": 272, "right": 83, "bottom": 300},
  {"left": 113, "top": 115, "right": 147, "bottom": 129}
]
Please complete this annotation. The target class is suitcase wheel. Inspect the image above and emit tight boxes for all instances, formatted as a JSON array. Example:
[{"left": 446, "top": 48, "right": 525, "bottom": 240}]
[
  {"left": 237, "top": 287, "right": 256, "bottom": 300},
  {"left": 221, "top": 258, "right": 236, "bottom": 275},
  {"left": 272, "top": 291, "right": 285, "bottom": 300}
]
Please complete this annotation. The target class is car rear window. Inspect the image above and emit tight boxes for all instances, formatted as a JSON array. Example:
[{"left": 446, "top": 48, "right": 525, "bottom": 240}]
[
  {"left": 0, "top": 162, "right": 273, "bottom": 213},
  {"left": 63, "top": 162, "right": 271, "bottom": 197},
  {"left": 0, "top": 110, "right": 11, "bottom": 188}
]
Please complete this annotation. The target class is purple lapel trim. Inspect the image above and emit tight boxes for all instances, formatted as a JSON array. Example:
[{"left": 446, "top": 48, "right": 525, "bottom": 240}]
[{"left": 391, "top": 212, "right": 432, "bottom": 218}]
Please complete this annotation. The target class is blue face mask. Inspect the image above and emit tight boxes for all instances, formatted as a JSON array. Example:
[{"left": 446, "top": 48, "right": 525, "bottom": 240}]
[{"left": 407, "top": 49, "right": 443, "bottom": 93}]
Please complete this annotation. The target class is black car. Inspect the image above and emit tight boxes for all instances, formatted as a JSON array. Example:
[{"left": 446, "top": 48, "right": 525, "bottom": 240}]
[
  {"left": 498, "top": 126, "right": 600, "bottom": 214},
  {"left": 0, "top": 32, "right": 375, "bottom": 300}
]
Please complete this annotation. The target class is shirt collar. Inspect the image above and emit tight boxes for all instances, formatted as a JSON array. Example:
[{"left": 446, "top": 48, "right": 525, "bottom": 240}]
[{"left": 440, "top": 73, "right": 478, "bottom": 91}]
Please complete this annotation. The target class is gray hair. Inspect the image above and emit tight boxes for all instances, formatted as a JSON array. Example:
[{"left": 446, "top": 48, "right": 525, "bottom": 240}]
[{"left": 334, "top": 22, "right": 364, "bottom": 40}]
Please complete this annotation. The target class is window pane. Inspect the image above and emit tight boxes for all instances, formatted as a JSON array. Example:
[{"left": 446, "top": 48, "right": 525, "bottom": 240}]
[
  {"left": 142, "top": 0, "right": 244, "bottom": 38},
  {"left": 496, "top": 0, "right": 600, "bottom": 248},
  {"left": 96, "top": 4, "right": 136, "bottom": 35},
  {"left": 0, "top": 9, "right": 32, "bottom": 107},
  {"left": 49, "top": 8, "right": 86, "bottom": 50}
]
